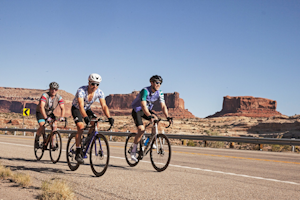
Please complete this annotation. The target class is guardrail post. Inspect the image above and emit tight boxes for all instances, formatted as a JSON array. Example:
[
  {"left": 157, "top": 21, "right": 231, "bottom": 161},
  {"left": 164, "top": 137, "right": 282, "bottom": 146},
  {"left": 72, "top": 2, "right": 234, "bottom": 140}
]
[
  {"left": 204, "top": 140, "right": 207, "bottom": 147},
  {"left": 230, "top": 142, "right": 235, "bottom": 148},
  {"left": 5, "top": 127, "right": 7, "bottom": 135},
  {"left": 34, "top": 132, "right": 36, "bottom": 137},
  {"left": 110, "top": 130, "right": 112, "bottom": 141},
  {"left": 14, "top": 127, "right": 16, "bottom": 136},
  {"left": 292, "top": 138, "right": 295, "bottom": 152},
  {"left": 182, "top": 140, "right": 187, "bottom": 146},
  {"left": 24, "top": 127, "right": 26, "bottom": 136}
]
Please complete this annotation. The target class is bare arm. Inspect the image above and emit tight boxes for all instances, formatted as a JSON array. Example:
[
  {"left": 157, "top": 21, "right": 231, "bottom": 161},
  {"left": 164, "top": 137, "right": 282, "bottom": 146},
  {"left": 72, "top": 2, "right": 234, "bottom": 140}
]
[
  {"left": 59, "top": 103, "right": 65, "bottom": 118},
  {"left": 141, "top": 101, "right": 152, "bottom": 117},
  {"left": 39, "top": 101, "right": 47, "bottom": 119},
  {"left": 100, "top": 98, "right": 111, "bottom": 119},
  {"left": 78, "top": 97, "right": 88, "bottom": 118},
  {"left": 160, "top": 102, "right": 169, "bottom": 118}
]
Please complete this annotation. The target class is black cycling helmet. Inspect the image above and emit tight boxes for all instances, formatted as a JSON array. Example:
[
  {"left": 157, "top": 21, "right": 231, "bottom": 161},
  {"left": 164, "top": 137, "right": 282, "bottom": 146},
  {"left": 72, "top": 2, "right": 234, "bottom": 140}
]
[
  {"left": 150, "top": 75, "right": 163, "bottom": 84},
  {"left": 49, "top": 82, "right": 59, "bottom": 89}
]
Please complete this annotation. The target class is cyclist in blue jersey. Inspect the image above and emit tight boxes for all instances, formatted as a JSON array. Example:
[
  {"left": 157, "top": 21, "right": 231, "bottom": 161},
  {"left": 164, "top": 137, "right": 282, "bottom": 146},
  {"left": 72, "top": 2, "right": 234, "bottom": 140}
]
[
  {"left": 131, "top": 75, "right": 172, "bottom": 162},
  {"left": 35, "top": 82, "right": 65, "bottom": 147},
  {"left": 71, "top": 73, "right": 114, "bottom": 164}
]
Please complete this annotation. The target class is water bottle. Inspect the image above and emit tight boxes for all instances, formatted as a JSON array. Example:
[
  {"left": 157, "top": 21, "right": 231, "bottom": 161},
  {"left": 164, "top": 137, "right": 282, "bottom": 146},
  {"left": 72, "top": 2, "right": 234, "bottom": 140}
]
[{"left": 144, "top": 137, "right": 150, "bottom": 146}]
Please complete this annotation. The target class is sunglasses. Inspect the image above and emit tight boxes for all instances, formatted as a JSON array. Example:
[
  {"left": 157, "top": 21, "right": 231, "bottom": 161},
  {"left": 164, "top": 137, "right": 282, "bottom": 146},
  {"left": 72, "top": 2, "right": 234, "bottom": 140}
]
[
  {"left": 50, "top": 88, "right": 58, "bottom": 91},
  {"left": 154, "top": 81, "right": 161, "bottom": 85},
  {"left": 90, "top": 82, "right": 99, "bottom": 86}
]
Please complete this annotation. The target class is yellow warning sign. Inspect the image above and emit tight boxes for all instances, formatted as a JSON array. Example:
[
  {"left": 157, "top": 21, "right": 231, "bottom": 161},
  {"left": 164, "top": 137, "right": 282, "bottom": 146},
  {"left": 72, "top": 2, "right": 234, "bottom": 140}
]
[{"left": 23, "top": 108, "right": 30, "bottom": 116}]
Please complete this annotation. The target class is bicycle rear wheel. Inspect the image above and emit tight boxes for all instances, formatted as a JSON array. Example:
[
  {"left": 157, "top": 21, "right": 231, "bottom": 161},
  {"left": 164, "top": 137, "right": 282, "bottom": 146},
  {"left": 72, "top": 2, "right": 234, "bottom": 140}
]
[
  {"left": 49, "top": 131, "right": 62, "bottom": 164},
  {"left": 90, "top": 134, "right": 110, "bottom": 177},
  {"left": 66, "top": 133, "right": 80, "bottom": 171},
  {"left": 34, "top": 133, "right": 44, "bottom": 160},
  {"left": 124, "top": 133, "right": 140, "bottom": 167},
  {"left": 150, "top": 134, "right": 171, "bottom": 172}
]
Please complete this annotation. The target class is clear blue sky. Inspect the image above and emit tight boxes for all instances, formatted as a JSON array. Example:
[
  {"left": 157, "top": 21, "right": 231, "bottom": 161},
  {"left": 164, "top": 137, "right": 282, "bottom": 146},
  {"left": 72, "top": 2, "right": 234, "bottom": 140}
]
[{"left": 1, "top": 0, "right": 300, "bottom": 118}]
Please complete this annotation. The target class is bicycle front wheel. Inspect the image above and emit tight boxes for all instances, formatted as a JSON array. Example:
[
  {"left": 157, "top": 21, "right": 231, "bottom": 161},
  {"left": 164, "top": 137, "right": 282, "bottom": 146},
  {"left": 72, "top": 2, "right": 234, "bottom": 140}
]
[
  {"left": 150, "top": 134, "right": 171, "bottom": 172},
  {"left": 90, "top": 134, "right": 110, "bottom": 177},
  {"left": 66, "top": 133, "right": 80, "bottom": 171},
  {"left": 124, "top": 133, "right": 140, "bottom": 167},
  {"left": 34, "top": 133, "right": 44, "bottom": 160},
  {"left": 49, "top": 131, "right": 62, "bottom": 164}
]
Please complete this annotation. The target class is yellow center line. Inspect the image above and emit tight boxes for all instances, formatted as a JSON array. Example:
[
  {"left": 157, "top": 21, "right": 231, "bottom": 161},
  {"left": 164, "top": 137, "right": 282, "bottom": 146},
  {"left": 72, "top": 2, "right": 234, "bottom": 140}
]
[{"left": 172, "top": 150, "right": 300, "bottom": 165}]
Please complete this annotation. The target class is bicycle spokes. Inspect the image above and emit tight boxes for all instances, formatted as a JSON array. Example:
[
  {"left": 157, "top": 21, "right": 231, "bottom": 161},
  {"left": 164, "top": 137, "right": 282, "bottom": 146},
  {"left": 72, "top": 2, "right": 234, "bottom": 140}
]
[
  {"left": 49, "top": 131, "right": 62, "bottom": 164},
  {"left": 34, "top": 134, "right": 44, "bottom": 160},
  {"left": 90, "top": 134, "right": 110, "bottom": 177},
  {"left": 150, "top": 134, "right": 171, "bottom": 172}
]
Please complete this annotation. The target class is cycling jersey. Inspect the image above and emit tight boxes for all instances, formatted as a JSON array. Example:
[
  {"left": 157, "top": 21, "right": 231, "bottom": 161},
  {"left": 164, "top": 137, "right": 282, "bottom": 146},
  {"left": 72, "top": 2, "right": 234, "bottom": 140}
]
[
  {"left": 131, "top": 86, "right": 165, "bottom": 112},
  {"left": 72, "top": 85, "right": 105, "bottom": 110},
  {"left": 36, "top": 92, "right": 64, "bottom": 115}
]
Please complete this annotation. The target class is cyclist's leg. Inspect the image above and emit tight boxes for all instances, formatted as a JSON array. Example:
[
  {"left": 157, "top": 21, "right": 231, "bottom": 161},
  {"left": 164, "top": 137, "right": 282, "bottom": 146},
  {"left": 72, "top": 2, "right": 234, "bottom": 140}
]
[
  {"left": 72, "top": 106, "right": 85, "bottom": 164},
  {"left": 86, "top": 109, "right": 97, "bottom": 136},
  {"left": 35, "top": 112, "right": 46, "bottom": 146},
  {"left": 131, "top": 110, "right": 147, "bottom": 161}
]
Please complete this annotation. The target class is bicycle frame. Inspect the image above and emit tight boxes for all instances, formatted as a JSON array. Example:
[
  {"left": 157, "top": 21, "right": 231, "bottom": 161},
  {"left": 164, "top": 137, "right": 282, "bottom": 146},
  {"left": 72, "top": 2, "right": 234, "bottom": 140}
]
[
  {"left": 139, "top": 118, "right": 170, "bottom": 158},
  {"left": 69, "top": 118, "right": 110, "bottom": 159},
  {"left": 43, "top": 118, "right": 67, "bottom": 148}
]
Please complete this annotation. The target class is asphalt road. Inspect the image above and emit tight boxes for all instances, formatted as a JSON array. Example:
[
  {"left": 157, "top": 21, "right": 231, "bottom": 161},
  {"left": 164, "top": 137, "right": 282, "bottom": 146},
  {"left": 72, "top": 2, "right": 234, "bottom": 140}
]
[{"left": 0, "top": 134, "right": 300, "bottom": 199}]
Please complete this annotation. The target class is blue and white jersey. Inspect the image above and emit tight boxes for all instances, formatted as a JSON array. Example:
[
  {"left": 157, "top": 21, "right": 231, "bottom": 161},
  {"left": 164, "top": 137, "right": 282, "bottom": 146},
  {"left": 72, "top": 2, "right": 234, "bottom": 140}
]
[
  {"left": 72, "top": 86, "right": 105, "bottom": 110},
  {"left": 131, "top": 86, "right": 165, "bottom": 112}
]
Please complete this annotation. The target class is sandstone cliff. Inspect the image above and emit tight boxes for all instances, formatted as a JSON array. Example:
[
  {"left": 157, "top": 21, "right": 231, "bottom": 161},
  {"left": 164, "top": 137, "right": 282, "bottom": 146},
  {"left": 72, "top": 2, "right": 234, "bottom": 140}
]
[
  {"left": 207, "top": 96, "right": 282, "bottom": 118},
  {"left": 105, "top": 91, "right": 194, "bottom": 118}
]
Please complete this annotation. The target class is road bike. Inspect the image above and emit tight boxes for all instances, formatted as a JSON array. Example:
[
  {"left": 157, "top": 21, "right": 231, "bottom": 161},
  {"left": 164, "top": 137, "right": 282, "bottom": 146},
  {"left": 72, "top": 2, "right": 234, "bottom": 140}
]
[
  {"left": 66, "top": 118, "right": 112, "bottom": 177},
  {"left": 125, "top": 117, "right": 172, "bottom": 172},
  {"left": 34, "top": 116, "right": 67, "bottom": 163}
]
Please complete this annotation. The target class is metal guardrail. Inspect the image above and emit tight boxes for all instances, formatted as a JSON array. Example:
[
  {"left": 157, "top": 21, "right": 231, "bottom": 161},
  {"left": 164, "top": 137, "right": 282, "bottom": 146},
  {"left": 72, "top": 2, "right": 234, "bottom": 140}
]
[{"left": 1, "top": 127, "right": 300, "bottom": 146}]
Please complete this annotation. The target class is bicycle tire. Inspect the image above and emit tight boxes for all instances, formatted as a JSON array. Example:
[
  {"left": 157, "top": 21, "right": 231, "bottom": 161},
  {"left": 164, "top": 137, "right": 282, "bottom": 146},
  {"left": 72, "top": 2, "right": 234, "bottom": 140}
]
[
  {"left": 124, "top": 133, "right": 140, "bottom": 167},
  {"left": 90, "top": 133, "right": 110, "bottom": 177},
  {"left": 34, "top": 133, "right": 44, "bottom": 160},
  {"left": 66, "top": 133, "right": 80, "bottom": 171},
  {"left": 49, "top": 131, "right": 62, "bottom": 164},
  {"left": 150, "top": 134, "right": 171, "bottom": 172}
]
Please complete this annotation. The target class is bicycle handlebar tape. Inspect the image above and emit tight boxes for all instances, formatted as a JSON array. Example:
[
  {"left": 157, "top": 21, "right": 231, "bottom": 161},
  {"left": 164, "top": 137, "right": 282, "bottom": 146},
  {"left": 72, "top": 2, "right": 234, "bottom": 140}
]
[
  {"left": 167, "top": 117, "right": 173, "bottom": 121},
  {"left": 108, "top": 118, "right": 114, "bottom": 126},
  {"left": 146, "top": 115, "right": 154, "bottom": 120}
]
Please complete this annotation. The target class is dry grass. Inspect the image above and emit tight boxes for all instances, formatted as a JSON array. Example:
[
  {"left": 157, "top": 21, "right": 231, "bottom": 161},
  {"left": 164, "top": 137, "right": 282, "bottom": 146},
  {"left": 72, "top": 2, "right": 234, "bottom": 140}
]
[
  {"left": 12, "top": 172, "right": 31, "bottom": 187},
  {"left": 40, "top": 179, "right": 75, "bottom": 200},
  {"left": 0, "top": 163, "right": 31, "bottom": 187},
  {"left": 0, "top": 164, "right": 13, "bottom": 179}
]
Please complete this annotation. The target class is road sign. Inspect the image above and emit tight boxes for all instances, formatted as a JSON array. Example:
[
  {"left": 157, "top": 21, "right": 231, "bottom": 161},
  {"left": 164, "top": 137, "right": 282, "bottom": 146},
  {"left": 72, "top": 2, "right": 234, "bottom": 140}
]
[{"left": 23, "top": 108, "right": 30, "bottom": 116}]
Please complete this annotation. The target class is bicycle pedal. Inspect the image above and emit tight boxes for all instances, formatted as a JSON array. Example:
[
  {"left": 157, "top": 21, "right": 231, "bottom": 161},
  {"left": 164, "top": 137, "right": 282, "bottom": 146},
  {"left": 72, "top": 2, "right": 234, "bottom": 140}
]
[{"left": 84, "top": 155, "right": 88, "bottom": 159}]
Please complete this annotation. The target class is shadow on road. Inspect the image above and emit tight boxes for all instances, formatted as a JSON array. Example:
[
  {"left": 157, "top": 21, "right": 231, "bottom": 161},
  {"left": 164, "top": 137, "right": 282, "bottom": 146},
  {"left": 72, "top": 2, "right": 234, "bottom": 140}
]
[{"left": 0, "top": 156, "right": 66, "bottom": 174}]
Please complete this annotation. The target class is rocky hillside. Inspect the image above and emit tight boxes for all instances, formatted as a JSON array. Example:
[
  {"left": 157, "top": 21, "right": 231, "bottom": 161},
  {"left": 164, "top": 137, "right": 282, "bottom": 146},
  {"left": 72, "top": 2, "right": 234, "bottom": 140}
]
[
  {"left": 0, "top": 87, "right": 194, "bottom": 118},
  {"left": 207, "top": 96, "right": 282, "bottom": 118}
]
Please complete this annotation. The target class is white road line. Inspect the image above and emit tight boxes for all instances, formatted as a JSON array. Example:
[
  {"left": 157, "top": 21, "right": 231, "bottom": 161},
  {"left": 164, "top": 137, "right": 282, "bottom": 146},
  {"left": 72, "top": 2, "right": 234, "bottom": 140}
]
[{"left": 1, "top": 141, "right": 299, "bottom": 186}]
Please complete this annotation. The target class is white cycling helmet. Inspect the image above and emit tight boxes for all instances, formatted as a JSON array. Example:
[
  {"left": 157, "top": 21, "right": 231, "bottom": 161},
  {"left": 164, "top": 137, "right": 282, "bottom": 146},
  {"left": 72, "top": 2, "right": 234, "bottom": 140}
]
[{"left": 88, "top": 73, "right": 102, "bottom": 83}]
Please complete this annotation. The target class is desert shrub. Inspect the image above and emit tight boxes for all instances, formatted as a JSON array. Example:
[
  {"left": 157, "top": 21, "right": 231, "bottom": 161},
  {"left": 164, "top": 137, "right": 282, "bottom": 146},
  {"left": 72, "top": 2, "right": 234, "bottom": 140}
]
[
  {"left": 12, "top": 172, "right": 31, "bottom": 187},
  {"left": 0, "top": 164, "right": 13, "bottom": 179},
  {"left": 271, "top": 144, "right": 282, "bottom": 152},
  {"left": 40, "top": 179, "right": 75, "bottom": 200},
  {"left": 187, "top": 140, "right": 196, "bottom": 147}
]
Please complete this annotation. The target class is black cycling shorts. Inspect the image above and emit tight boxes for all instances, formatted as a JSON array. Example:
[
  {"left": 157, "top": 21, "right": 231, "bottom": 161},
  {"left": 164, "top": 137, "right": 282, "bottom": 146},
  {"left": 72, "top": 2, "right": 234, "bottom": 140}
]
[
  {"left": 131, "top": 109, "right": 154, "bottom": 127},
  {"left": 71, "top": 106, "right": 96, "bottom": 124}
]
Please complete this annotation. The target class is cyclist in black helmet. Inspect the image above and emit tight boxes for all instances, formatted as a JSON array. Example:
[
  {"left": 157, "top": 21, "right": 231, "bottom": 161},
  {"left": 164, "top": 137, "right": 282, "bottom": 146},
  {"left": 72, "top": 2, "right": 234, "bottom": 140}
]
[
  {"left": 35, "top": 82, "right": 65, "bottom": 146},
  {"left": 130, "top": 75, "right": 172, "bottom": 162}
]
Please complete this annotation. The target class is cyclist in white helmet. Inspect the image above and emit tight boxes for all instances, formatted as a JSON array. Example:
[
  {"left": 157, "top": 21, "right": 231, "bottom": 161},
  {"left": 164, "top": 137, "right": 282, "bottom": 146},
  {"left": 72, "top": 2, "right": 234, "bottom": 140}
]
[
  {"left": 35, "top": 82, "right": 65, "bottom": 147},
  {"left": 71, "top": 73, "right": 114, "bottom": 164}
]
